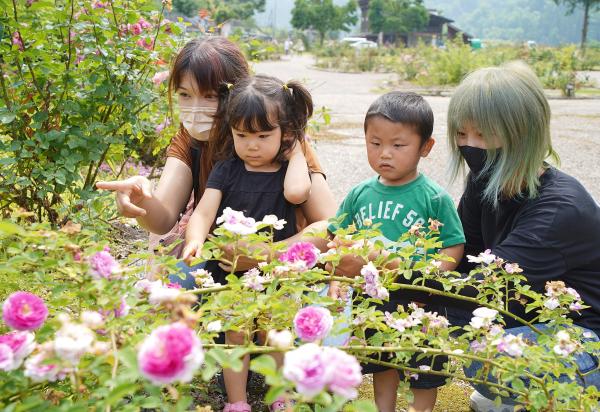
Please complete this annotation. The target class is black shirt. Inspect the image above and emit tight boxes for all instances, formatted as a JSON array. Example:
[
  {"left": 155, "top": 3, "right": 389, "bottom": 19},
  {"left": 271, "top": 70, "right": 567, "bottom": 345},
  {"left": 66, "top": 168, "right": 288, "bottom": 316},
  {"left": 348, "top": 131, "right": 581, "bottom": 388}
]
[
  {"left": 204, "top": 157, "right": 298, "bottom": 282},
  {"left": 457, "top": 167, "right": 600, "bottom": 334}
]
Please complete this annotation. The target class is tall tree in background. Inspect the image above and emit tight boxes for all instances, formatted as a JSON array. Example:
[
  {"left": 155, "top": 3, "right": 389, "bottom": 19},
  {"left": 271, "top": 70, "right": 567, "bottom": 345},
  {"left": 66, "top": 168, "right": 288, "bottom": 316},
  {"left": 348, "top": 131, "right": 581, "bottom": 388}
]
[
  {"left": 291, "top": 0, "right": 358, "bottom": 45},
  {"left": 196, "top": 0, "right": 266, "bottom": 24},
  {"left": 554, "top": 0, "right": 600, "bottom": 52},
  {"left": 173, "top": 0, "right": 200, "bottom": 16},
  {"left": 368, "top": 0, "right": 429, "bottom": 40}
]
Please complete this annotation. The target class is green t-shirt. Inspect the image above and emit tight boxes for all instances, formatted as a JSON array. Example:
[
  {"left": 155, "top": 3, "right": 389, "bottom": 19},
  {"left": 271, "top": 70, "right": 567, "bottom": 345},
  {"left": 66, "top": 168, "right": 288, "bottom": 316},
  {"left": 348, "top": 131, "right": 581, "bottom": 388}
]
[{"left": 330, "top": 174, "right": 465, "bottom": 249}]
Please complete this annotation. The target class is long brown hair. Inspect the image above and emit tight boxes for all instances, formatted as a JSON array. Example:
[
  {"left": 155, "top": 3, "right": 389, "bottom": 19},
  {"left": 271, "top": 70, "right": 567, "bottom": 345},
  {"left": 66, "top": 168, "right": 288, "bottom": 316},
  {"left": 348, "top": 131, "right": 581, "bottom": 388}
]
[
  {"left": 210, "top": 75, "right": 314, "bottom": 163},
  {"left": 168, "top": 36, "right": 250, "bottom": 194}
]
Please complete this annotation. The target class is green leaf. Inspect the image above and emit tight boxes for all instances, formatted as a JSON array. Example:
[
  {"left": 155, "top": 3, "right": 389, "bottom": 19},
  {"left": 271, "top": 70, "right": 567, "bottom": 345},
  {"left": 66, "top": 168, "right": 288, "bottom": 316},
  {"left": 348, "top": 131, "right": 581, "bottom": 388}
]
[
  {"left": 0, "top": 112, "right": 16, "bottom": 124},
  {"left": 105, "top": 382, "right": 139, "bottom": 406},
  {"left": 250, "top": 354, "right": 277, "bottom": 377}
]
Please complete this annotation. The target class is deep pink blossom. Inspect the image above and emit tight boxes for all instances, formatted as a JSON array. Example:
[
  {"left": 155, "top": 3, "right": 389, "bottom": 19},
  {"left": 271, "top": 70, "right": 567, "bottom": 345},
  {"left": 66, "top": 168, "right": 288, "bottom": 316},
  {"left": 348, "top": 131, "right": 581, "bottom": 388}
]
[
  {"left": 2, "top": 291, "right": 48, "bottom": 331},
  {"left": 280, "top": 241, "right": 319, "bottom": 270},
  {"left": 0, "top": 331, "right": 35, "bottom": 371},
  {"left": 293, "top": 306, "right": 333, "bottom": 342},
  {"left": 138, "top": 322, "right": 204, "bottom": 385}
]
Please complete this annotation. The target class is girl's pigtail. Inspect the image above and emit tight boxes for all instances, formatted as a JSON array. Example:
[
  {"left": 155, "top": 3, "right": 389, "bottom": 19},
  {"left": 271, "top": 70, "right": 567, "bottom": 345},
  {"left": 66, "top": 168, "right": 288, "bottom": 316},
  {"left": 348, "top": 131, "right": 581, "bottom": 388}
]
[{"left": 283, "top": 80, "right": 314, "bottom": 140}]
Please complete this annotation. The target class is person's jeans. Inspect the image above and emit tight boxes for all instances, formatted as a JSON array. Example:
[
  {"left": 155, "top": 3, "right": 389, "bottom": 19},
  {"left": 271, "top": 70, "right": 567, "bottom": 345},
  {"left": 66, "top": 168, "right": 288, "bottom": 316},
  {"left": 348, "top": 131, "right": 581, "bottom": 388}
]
[
  {"left": 464, "top": 323, "right": 600, "bottom": 404},
  {"left": 319, "top": 284, "right": 353, "bottom": 346},
  {"left": 168, "top": 260, "right": 205, "bottom": 290}
]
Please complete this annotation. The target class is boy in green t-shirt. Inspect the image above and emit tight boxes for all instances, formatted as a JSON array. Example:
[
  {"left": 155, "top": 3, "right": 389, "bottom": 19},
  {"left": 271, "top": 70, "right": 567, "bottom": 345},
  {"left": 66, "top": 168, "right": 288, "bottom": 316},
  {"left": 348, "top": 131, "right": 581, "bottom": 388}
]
[{"left": 330, "top": 92, "right": 465, "bottom": 412}]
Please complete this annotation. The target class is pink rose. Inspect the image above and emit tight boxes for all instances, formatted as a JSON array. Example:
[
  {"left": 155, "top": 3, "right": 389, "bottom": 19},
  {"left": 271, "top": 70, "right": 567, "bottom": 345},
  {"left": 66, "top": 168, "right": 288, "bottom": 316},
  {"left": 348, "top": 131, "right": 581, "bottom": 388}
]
[
  {"left": 322, "top": 347, "right": 362, "bottom": 399},
  {"left": 280, "top": 241, "right": 319, "bottom": 270},
  {"left": 3, "top": 291, "right": 48, "bottom": 331},
  {"left": 0, "top": 331, "right": 35, "bottom": 371},
  {"left": 89, "top": 249, "right": 120, "bottom": 279},
  {"left": 293, "top": 306, "right": 333, "bottom": 342},
  {"left": 283, "top": 343, "right": 331, "bottom": 397},
  {"left": 216, "top": 208, "right": 258, "bottom": 235},
  {"left": 12, "top": 32, "right": 24, "bottom": 51},
  {"left": 138, "top": 17, "right": 152, "bottom": 30},
  {"left": 152, "top": 70, "right": 170, "bottom": 86},
  {"left": 24, "top": 350, "right": 66, "bottom": 382},
  {"left": 138, "top": 322, "right": 204, "bottom": 385},
  {"left": 136, "top": 38, "right": 154, "bottom": 50}
]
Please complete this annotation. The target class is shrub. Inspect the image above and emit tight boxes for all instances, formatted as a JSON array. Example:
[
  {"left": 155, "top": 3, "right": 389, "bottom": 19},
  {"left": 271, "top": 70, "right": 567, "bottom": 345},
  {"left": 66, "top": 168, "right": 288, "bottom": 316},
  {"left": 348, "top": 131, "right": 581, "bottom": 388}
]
[
  {"left": 0, "top": 212, "right": 598, "bottom": 411},
  {"left": 0, "top": 0, "right": 186, "bottom": 223}
]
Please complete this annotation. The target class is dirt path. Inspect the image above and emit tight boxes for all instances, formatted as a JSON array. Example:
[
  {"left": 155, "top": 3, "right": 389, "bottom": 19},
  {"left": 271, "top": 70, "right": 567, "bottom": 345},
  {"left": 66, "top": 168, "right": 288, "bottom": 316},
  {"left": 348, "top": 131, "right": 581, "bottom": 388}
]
[{"left": 255, "top": 55, "right": 600, "bottom": 204}]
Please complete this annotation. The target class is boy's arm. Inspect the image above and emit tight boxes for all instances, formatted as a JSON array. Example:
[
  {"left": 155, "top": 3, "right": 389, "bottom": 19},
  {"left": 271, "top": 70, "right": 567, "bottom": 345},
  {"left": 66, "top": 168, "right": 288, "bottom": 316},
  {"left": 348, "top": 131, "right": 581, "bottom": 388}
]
[
  {"left": 438, "top": 243, "right": 464, "bottom": 272},
  {"left": 283, "top": 142, "right": 311, "bottom": 205},
  {"left": 182, "top": 188, "right": 223, "bottom": 264}
]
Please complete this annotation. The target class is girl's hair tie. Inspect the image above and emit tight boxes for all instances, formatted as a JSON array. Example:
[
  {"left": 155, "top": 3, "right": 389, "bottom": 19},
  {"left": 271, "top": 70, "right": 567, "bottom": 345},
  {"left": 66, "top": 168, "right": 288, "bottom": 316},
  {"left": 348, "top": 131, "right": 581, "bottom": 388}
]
[
  {"left": 226, "top": 82, "right": 233, "bottom": 90},
  {"left": 283, "top": 83, "right": 293, "bottom": 96}
]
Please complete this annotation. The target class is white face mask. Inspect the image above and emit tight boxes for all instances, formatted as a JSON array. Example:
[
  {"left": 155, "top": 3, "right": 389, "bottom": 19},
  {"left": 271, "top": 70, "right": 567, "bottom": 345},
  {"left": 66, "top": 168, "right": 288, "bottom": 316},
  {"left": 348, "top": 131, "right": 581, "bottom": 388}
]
[{"left": 179, "top": 105, "right": 217, "bottom": 141}]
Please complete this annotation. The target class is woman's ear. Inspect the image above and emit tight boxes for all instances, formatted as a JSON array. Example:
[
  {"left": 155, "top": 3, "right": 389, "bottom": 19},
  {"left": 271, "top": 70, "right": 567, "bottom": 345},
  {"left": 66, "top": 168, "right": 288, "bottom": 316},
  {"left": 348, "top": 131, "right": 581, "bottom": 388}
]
[{"left": 420, "top": 137, "right": 435, "bottom": 157}]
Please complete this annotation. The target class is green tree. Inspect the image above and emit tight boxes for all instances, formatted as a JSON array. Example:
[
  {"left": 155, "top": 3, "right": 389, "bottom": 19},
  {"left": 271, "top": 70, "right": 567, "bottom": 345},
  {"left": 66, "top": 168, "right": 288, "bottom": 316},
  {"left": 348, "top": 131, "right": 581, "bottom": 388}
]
[
  {"left": 553, "top": 0, "right": 600, "bottom": 52},
  {"left": 173, "top": 0, "right": 200, "bottom": 16},
  {"left": 291, "top": 0, "right": 358, "bottom": 45},
  {"left": 368, "top": 0, "right": 429, "bottom": 39},
  {"left": 198, "top": 0, "right": 266, "bottom": 25}
]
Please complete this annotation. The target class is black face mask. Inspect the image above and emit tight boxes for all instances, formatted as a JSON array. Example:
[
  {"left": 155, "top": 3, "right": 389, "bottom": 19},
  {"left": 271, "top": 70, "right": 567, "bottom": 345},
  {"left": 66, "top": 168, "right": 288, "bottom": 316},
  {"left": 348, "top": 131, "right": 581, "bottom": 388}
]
[{"left": 458, "top": 146, "right": 492, "bottom": 175}]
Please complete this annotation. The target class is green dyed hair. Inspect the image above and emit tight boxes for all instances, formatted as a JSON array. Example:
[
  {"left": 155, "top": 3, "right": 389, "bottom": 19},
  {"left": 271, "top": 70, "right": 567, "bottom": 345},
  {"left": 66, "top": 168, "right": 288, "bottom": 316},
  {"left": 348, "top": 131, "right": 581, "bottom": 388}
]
[{"left": 448, "top": 61, "right": 559, "bottom": 205}]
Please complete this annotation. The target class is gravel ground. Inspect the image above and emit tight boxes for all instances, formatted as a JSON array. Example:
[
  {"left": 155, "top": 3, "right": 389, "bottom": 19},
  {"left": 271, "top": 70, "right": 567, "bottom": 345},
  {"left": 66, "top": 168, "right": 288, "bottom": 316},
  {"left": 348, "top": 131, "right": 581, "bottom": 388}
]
[{"left": 254, "top": 55, "right": 600, "bottom": 205}]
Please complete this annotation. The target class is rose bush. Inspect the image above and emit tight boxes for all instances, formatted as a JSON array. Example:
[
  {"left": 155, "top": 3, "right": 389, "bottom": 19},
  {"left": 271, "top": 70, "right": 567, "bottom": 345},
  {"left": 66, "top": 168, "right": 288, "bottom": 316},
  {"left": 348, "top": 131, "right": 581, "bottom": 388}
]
[
  {"left": 0, "top": 209, "right": 599, "bottom": 411},
  {"left": 0, "top": 0, "right": 186, "bottom": 223}
]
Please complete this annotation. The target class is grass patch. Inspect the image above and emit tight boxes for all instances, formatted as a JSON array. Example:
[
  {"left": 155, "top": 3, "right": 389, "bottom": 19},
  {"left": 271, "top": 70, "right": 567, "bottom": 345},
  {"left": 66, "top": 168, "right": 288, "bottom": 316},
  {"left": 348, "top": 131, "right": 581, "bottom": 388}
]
[{"left": 357, "top": 375, "right": 471, "bottom": 411}]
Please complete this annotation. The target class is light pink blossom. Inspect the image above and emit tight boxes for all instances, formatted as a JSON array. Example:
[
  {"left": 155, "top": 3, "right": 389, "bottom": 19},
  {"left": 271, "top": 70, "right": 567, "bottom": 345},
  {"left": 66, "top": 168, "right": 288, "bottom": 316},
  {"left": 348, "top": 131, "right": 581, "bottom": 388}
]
[
  {"left": 493, "top": 334, "right": 526, "bottom": 357},
  {"left": 467, "top": 249, "right": 496, "bottom": 265},
  {"left": 81, "top": 311, "right": 104, "bottom": 329},
  {"left": 554, "top": 330, "right": 578, "bottom": 356},
  {"left": 191, "top": 269, "right": 221, "bottom": 287},
  {"left": 544, "top": 297, "right": 560, "bottom": 310},
  {"left": 138, "top": 322, "right": 204, "bottom": 385},
  {"left": 283, "top": 343, "right": 331, "bottom": 397},
  {"left": 469, "top": 307, "right": 498, "bottom": 330},
  {"left": 267, "top": 329, "right": 294, "bottom": 349},
  {"left": 322, "top": 347, "right": 362, "bottom": 399},
  {"left": 504, "top": 263, "right": 523, "bottom": 274},
  {"left": 216, "top": 207, "right": 259, "bottom": 235},
  {"left": 279, "top": 241, "right": 320, "bottom": 270},
  {"left": 138, "top": 17, "right": 152, "bottom": 30},
  {"left": 53, "top": 321, "right": 95, "bottom": 364},
  {"left": 152, "top": 70, "right": 170, "bottom": 86},
  {"left": 294, "top": 306, "right": 333, "bottom": 342},
  {"left": 3, "top": 291, "right": 48, "bottom": 331},
  {"left": 24, "top": 347, "right": 66, "bottom": 382},
  {"left": 89, "top": 249, "right": 120, "bottom": 279},
  {"left": 261, "top": 215, "right": 286, "bottom": 230}
]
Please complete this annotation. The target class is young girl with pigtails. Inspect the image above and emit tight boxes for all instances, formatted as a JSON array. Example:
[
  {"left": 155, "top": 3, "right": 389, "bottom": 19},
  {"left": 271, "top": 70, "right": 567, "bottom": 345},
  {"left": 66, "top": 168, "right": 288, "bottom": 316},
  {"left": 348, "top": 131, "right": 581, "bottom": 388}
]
[{"left": 181, "top": 75, "right": 316, "bottom": 412}]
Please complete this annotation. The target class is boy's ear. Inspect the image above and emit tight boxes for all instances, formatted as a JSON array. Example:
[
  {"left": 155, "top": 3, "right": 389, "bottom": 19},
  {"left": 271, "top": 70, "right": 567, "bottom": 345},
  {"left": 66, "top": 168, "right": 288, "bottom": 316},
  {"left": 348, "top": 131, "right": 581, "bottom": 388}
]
[{"left": 420, "top": 137, "right": 435, "bottom": 157}]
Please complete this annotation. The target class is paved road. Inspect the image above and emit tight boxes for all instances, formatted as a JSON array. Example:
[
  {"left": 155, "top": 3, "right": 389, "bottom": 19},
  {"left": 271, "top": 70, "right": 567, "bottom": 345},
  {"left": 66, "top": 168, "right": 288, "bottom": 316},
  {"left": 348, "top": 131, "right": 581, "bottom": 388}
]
[{"left": 255, "top": 55, "right": 600, "bottom": 203}]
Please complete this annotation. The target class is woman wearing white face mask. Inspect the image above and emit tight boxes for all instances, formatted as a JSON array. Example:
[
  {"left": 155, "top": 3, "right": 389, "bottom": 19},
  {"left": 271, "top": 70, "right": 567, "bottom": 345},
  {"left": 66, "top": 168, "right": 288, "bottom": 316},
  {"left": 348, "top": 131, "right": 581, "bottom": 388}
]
[{"left": 97, "top": 37, "right": 336, "bottom": 283}]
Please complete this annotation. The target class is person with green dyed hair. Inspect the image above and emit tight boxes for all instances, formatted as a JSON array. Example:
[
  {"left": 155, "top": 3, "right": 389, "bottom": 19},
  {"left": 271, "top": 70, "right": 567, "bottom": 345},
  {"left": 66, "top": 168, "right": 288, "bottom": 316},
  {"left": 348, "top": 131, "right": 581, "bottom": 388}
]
[{"left": 449, "top": 62, "right": 600, "bottom": 411}]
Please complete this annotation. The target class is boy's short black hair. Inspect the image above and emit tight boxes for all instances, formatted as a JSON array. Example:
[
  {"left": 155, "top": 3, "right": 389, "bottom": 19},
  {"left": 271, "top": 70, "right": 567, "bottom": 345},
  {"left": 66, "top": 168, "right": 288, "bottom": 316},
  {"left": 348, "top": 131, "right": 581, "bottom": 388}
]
[{"left": 364, "top": 91, "right": 434, "bottom": 145}]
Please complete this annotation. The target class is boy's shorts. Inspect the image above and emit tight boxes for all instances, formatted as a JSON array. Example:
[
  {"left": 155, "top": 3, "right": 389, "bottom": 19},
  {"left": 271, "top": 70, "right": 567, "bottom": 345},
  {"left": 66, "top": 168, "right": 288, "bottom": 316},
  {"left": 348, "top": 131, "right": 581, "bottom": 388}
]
[{"left": 360, "top": 297, "right": 449, "bottom": 389}]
